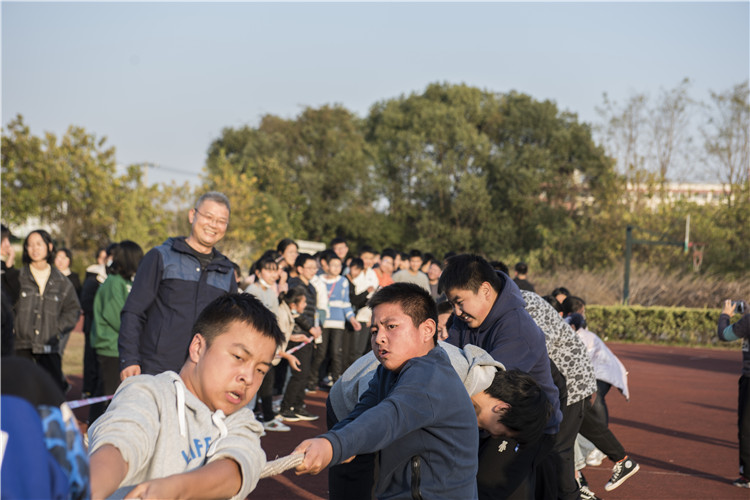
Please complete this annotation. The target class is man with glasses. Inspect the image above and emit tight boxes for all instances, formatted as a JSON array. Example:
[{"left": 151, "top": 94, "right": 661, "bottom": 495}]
[{"left": 119, "top": 192, "right": 238, "bottom": 378}]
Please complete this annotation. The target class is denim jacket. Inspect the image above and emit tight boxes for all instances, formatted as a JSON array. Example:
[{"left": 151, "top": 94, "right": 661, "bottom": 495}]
[{"left": 14, "top": 266, "right": 81, "bottom": 354}]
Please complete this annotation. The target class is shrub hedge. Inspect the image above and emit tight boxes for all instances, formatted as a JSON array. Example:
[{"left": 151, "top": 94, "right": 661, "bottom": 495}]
[{"left": 585, "top": 305, "right": 742, "bottom": 346}]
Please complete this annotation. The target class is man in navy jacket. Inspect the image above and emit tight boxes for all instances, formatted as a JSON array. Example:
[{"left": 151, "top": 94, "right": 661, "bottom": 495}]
[{"left": 119, "top": 192, "right": 237, "bottom": 378}]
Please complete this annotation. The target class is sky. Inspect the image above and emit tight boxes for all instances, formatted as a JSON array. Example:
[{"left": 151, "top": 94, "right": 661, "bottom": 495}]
[{"left": 2, "top": 1, "right": 749, "bottom": 186}]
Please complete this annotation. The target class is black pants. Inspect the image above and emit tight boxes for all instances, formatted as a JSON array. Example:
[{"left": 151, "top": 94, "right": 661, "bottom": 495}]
[
  {"left": 15, "top": 349, "right": 65, "bottom": 393},
  {"left": 477, "top": 433, "right": 555, "bottom": 500},
  {"left": 89, "top": 354, "right": 120, "bottom": 423},
  {"left": 590, "top": 380, "right": 612, "bottom": 426},
  {"left": 307, "top": 329, "right": 331, "bottom": 389},
  {"left": 326, "top": 398, "right": 377, "bottom": 500},
  {"left": 578, "top": 394, "right": 626, "bottom": 463},
  {"left": 550, "top": 399, "right": 584, "bottom": 500},
  {"left": 327, "top": 328, "right": 346, "bottom": 381},
  {"left": 281, "top": 341, "right": 313, "bottom": 411},
  {"left": 82, "top": 320, "right": 100, "bottom": 396},
  {"left": 258, "top": 365, "right": 277, "bottom": 422},
  {"left": 739, "top": 375, "right": 750, "bottom": 476}
]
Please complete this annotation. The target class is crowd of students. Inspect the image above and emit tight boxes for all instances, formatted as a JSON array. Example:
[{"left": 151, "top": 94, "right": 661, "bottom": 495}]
[{"left": 1, "top": 191, "right": 643, "bottom": 499}]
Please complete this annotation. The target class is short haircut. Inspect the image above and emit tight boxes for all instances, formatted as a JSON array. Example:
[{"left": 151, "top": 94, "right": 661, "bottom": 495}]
[
  {"left": 294, "top": 253, "right": 315, "bottom": 269},
  {"left": 562, "top": 296, "right": 586, "bottom": 316},
  {"left": 426, "top": 258, "right": 442, "bottom": 270},
  {"left": 368, "top": 282, "right": 438, "bottom": 344},
  {"left": 109, "top": 240, "right": 143, "bottom": 280},
  {"left": 400, "top": 252, "right": 409, "bottom": 261},
  {"left": 485, "top": 369, "right": 551, "bottom": 445},
  {"left": 423, "top": 252, "right": 436, "bottom": 263},
  {"left": 515, "top": 262, "right": 528, "bottom": 274},
  {"left": 349, "top": 257, "right": 364, "bottom": 270},
  {"left": 380, "top": 248, "right": 398, "bottom": 261},
  {"left": 323, "top": 251, "right": 341, "bottom": 265},
  {"left": 22, "top": 229, "right": 55, "bottom": 266},
  {"left": 489, "top": 260, "right": 509, "bottom": 275},
  {"left": 280, "top": 285, "right": 307, "bottom": 306},
  {"left": 542, "top": 295, "right": 564, "bottom": 314},
  {"left": 253, "top": 254, "right": 278, "bottom": 274},
  {"left": 359, "top": 245, "right": 377, "bottom": 257},
  {"left": 194, "top": 191, "right": 230, "bottom": 214},
  {"left": 439, "top": 254, "right": 502, "bottom": 294},
  {"left": 552, "top": 287, "right": 571, "bottom": 299},
  {"left": 330, "top": 237, "right": 347, "bottom": 247},
  {"left": 437, "top": 300, "right": 454, "bottom": 316},
  {"left": 1, "top": 224, "right": 10, "bottom": 241},
  {"left": 408, "top": 249, "right": 423, "bottom": 260},
  {"left": 56, "top": 247, "right": 73, "bottom": 262},
  {"left": 567, "top": 313, "right": 586, "bottom": 331},
  {"left": 192, "top": 293, "right": 284, "bottom": 349},
  {"left": 276, "top": 238, "right": 298, "bottom": 254}
]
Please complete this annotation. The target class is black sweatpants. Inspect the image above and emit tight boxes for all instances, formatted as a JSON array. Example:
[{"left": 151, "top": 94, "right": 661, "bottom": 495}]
[{"left": 739, "top": 375, "right": 750, "bottom": 476}]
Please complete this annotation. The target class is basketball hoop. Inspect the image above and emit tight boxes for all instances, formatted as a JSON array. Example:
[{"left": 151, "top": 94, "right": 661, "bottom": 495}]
[{"left": 691, "top": 243, "right": 706, "bottom": 272}]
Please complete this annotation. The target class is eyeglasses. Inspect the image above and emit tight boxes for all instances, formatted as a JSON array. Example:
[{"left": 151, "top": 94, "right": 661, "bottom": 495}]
[{"left": 194, "top": 208, "right": 228, "bottom": 228}]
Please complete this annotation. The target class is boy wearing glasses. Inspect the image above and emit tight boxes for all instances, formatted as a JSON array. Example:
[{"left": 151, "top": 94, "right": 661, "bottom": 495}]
[{"left": 119, "top": 192, "right": 238, "bottom": 378}]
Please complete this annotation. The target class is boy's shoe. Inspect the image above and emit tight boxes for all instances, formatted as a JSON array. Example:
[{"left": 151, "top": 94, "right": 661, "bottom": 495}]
[
  {"left": 579, "top": 484, "right": 601, "bottom": 500},
  {"left": 263, "top": 419, "right": 291, "bottom": 432},
  {"left": 279, "top": 409, "right": 301, "bottom": 422},
  {"left": 604, "top": 455, "right": 640, "bottom": 491},
  {"left": 586, "top": 448, "right": 606, "bottom": 467},
  {"left": 733, "top": 476, "right": 750, "bottom": 488},
  {"left": 294, "top": 407, "right": 319, "bottom": 421}
]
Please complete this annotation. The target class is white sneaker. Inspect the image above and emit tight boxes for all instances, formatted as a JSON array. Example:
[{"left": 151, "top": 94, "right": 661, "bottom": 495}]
[
  {"left": 263, "top": 419, "right": 291, "bottom": 432},
  {"left": 586, "top": 448, "right": 606, "bottom": 467}
]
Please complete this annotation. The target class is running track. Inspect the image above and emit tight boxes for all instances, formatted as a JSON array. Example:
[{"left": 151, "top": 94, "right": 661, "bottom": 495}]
[{"left": 72, "top": 343, "right": 749, "bottom": 499}]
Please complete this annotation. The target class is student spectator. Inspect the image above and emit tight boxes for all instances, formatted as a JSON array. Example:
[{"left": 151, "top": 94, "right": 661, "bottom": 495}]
[
  {"left": 1, "top": 224, "right": 20, "bottom": 304},
  {"left": 13, "top": 230, "right": 80, "bottom": 393},
  {"left": 374, "top": 248, "right": 396, "bottom": 288},
  {"left": 308, "top": 252, "right": 332, "bottom": 390},
  {"left": 276, "top": 238, "right": 299, "bottom": 292},
  {"left": 436, "top": 300, "right": 454, "bottom": 341},
  {"left": 54, "top": 248, "right": 82, "bottom": 297},
  {"left": 439, "top": 254, "right": 562, "bottom": 499},
  {"left": 279, "top": 254, "right": 322, "bottom": 422},
  {"left": 397, "top": 252, "right": 410, "bottom": 271},
  {"left": 552, "top": 286, "right": 571, "bottom": 307},
  {"left": 426, "top": 258, "right": 443, "bottom": 300},
  {"left": 350, "top": 246, "right": 380, "bottom": 355},
  {"left": 513, "top": 262, "right": 535, "bottom": 292},
  {"left": 321, "top": 253, "right": 362, "bottom": 383},
  {"left": 717, "top": 298, "right": 750, "bottom": 489},
  {"left": 89, "top": 240, "right": 144, "bottom": 423},
  {"left": 295, "top": 283, "right": 479, "bottom": 499},
  {"left": 245, "top": 255, "right": 280, "bottom": 316},
  {"left": 257, "top": 287, "right": 306, "bottom": 433},
  {"left": 330, "top": 237, "right": 350, "bottom": 272},
  {"left": 88, "top": 293, "right": 283, "bottom": 499},
  {"left": 119, "top": 192, "right": 237, "bottom": 378},
  {"left": 392, "top": 249, "right": 430, "bottom": 292}
]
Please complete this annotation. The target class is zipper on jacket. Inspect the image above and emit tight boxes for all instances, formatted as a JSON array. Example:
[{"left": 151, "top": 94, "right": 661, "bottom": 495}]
[{"left": 411, "top": 455, "right": 423, "bottom": 500}]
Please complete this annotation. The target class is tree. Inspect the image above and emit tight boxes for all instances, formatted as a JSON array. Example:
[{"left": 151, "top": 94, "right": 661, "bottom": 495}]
[{"left": 650, "top": 78, "right": 693, "bottom": 183}]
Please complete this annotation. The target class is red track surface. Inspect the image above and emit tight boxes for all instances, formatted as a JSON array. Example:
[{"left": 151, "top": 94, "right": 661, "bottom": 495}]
[{"left": 71, "top": 343, "right": 750, "bottom": 499}]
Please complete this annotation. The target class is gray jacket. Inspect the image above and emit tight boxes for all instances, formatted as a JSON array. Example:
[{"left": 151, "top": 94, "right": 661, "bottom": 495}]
[{"left": 13, "top": 265, "right": 80, "bottom": 354}]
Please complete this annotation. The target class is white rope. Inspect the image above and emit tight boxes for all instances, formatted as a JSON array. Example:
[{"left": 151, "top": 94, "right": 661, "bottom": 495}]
[{"left": 260, "top": 452, "right": 305, "bottom": 479}]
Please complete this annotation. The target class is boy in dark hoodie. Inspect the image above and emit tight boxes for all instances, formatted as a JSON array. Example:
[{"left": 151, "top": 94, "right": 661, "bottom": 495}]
[
  {"left": 294, "top": 283, "right": 479, "bottom": 499},
  {"left": 439, "top": 254, "right": 563, "bottom": 500}
]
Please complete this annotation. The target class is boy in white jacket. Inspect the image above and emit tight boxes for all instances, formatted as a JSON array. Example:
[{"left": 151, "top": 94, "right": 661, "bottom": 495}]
[{"left": 88, "top": 293, "right": 284, "bottom": 499}]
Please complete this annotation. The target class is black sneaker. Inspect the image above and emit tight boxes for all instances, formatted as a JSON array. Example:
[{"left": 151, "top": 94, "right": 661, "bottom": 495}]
[
  {"left": 604, "top": 455, "right": 640, "bottom": 491},
  {"left": 579, "top": 484, "right": 601, "bottom": 500},
  {"left": 279, "top": 409, "right": 301, "bottom": 422},
  {"left": 733, "top": 476, "right": 750, "bottom": 488},
  {"left": 294, "top": 407, "right": 319, "bottom": 421}
]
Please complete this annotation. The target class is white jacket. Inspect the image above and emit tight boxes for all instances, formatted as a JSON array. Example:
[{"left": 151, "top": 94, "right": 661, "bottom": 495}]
[{"left": 576, "top": 328, "right": 630, "bottom": 400}]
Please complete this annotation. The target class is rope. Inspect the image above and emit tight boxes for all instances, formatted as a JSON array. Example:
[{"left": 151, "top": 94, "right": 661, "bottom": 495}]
[{"left": 260, "top": 452, "right": 305, "bottom": 479}]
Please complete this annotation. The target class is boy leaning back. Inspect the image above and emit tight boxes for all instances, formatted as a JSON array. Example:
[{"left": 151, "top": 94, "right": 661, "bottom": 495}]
[
  {"left": 294, "top": 282, "right": 479, "bottom": 499},
  {"left": 88, "top": 293, "right": 283, "bottom": 499}
]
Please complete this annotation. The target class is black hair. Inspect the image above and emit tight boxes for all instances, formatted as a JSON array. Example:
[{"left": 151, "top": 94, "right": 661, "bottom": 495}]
[
  {"left": 368, "top": 282, "right": 438, "bottom": 343},
  {"left": 562, "top": 296, "right": 586, "bottom": 317},
  {"left": 439, "top": 254, "right": 503, "bottom": 295},
  {"left": 108, "top": 240, "right": 143, "bottom": 280},
  {"left": 276, "top": 238, "right": 298, "bottom": 254},
  {"left": 408, "top": 249, "right": 423, "bottom": 260},
  {"left": 22, "top": 229, "right": 55, "bottom": 265},
  {"left": 323, "top": 251, "right": 342, "bottom": 265},
  {"left": 485, "top": 369, "right": 551, "bottom": 445},
  {"left": 567, "top": 313, "right": 586, "bottom": 331},
  {"left": 1, "top": 224, "right": 10, "bottom": 241},
  {"left": 489, "top": 260, "right": 509, "bottom": 275},
  {"left": 252, "top": 254, "right": 278, "bottom": 275},
  {"left": 381, "top": 248, "right": 398, "bottom": 261},
  {"left": 232, "top": 261, "right": 241, "bottom": 275},
  {"left": 436, "top": 300, "right": 454, "bottom": 316},
  {"left": 55, "top": 247, "right": 73, "bottom": 263},
  {"left": 359, "top": 245, "right": 377, "bottom": 257},
  {"left": 330, "top": 237, "right": 347, "bottom": 247},
  {"left": 280, "top": 285, "right": 307, "bottom": 307},
  {"left": 542, "top": 295, "right": 564, "bottom": 314},
  {"left": 294, "top": 253, "right": 315, "bottom": 270},
  {"left": 515, "top": 262, "right": 528, "bottom": 274},
  {"left": 423, "top": 252, "right": 436, "bottom": 263},
  {"left": 192, "top": 293, "right": 284, "bottom": 349},
  {"left": 552, "top": 287, "right": 571, "bottom": 300},
  {"left": 349, "top": 257, "right": 364, "bottom": 270}
]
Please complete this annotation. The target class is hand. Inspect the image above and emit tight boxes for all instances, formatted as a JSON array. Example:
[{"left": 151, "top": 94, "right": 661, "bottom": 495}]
[
  {"left": 367, "top": 286, "right": 375, "bottom": 293},
  {"left": 722, "top": 299, "right": 737, "bottom": 316},
  {"left": 289, "top": 333, "right": 312, "bottom": 343},
  {"left": 287, "top": 354, "right": 302, "bottom": 372},
  {"left": 310, "top": 326, "right": 322, "bottom": 339},
  {"left": 350, "top": 318, "right": 362, "bottom": 331},
  {"left": 294, "top": 438, "right": 333, "bottom": 475},
  {"left": 124, "top": 475, "right": 184, "bottom": 499},
  {"left": 120, "top": 364, "right": 141, "bottom": 381}
]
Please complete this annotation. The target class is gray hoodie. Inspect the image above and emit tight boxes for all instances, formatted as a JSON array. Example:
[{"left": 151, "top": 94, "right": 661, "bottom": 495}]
[
  {"left": 88, "top": 371, "right": 265, "bottom": 499},
  {"left": 329, "top": 340, "right": 504, "bottom": 421}
]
